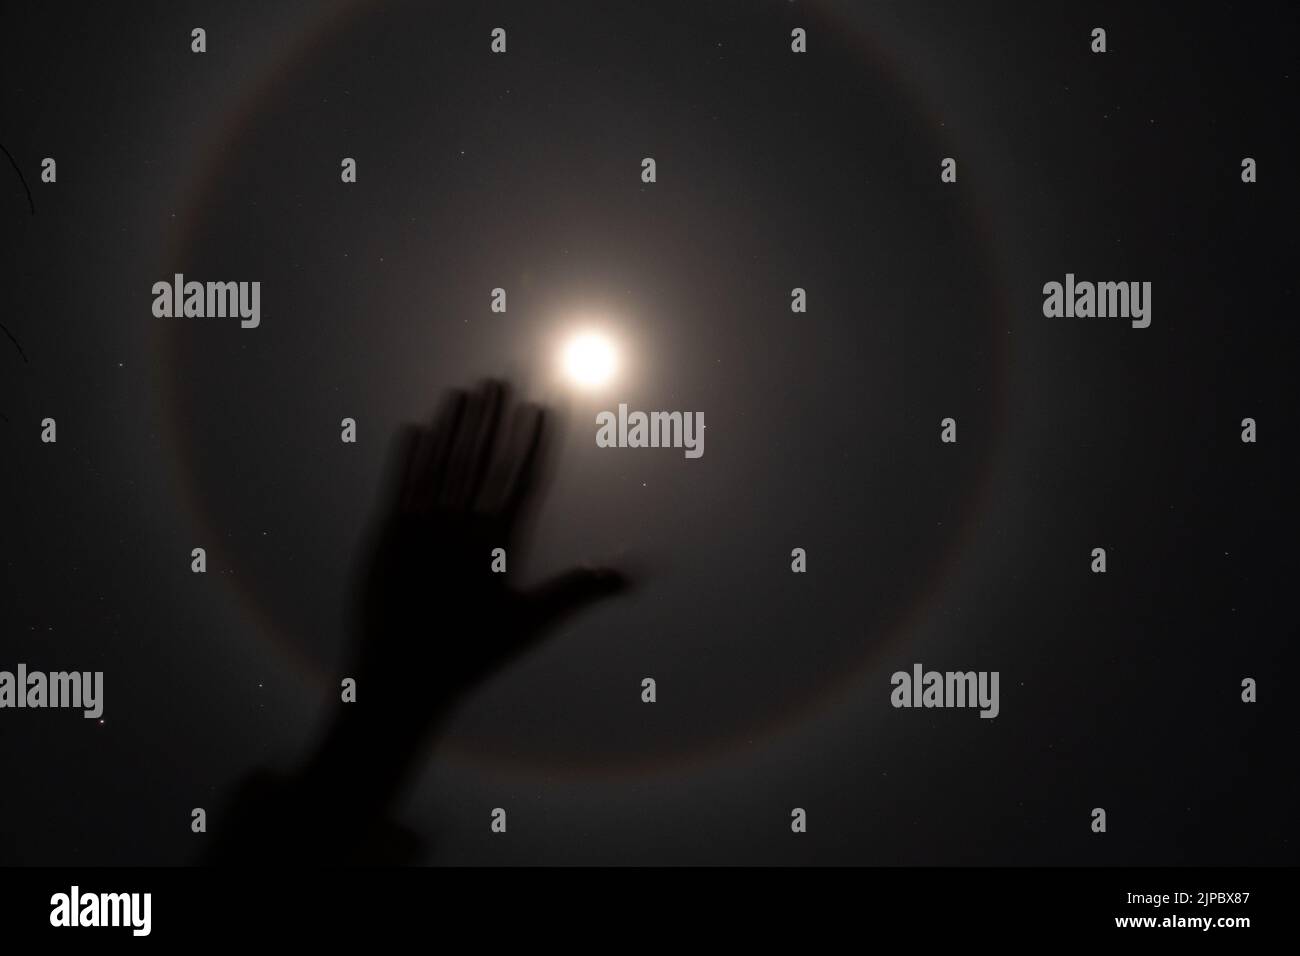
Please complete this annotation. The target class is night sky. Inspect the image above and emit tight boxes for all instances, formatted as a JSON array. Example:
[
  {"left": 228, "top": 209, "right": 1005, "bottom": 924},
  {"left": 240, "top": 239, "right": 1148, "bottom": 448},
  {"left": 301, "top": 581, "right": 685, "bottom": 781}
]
[{"left": 1, "top": 1, "right": 1297, "bottom": 865}]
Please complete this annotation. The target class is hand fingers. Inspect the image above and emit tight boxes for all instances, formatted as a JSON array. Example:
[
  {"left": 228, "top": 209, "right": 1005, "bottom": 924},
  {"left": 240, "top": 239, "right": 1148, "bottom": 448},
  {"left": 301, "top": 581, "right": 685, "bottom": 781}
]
[
  {"left": 403, "top": 383, "right": 550, "bottom": 523},
  {"left": 407, "top": 389, "right": 467, "bottom": 513},
  {"left": 464, "top": 380, "right": 509, "bottom": 510},
  {"left": 438, "top": 384, "right": 488, "bottom": 511},
  {"left": 499, "top": 403, "right": 548, "bottom": 525}
]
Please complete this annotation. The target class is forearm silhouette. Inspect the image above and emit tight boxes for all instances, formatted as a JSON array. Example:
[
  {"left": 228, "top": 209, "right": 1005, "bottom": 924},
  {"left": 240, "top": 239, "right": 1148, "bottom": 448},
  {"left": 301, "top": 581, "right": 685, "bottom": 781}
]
[{"left": 208, "top": 380, "right": 630, "bottom": 864}]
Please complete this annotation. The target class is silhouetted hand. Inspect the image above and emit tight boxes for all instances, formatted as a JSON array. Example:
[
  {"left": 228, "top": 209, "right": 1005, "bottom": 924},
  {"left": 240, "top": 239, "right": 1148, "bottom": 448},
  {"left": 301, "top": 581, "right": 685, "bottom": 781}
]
[
  {"left": 208, "top": 380, "right": 631, "bottom": 864},
  {"left": 354, "top": 378, "right": 630, "bottom": 730}
]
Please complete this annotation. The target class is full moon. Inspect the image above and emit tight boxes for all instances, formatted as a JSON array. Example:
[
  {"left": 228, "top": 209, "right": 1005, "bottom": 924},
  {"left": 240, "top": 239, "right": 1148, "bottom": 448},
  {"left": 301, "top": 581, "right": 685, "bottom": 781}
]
[{"left": 561, "top": 331, "right": 619, "bottom": 389}]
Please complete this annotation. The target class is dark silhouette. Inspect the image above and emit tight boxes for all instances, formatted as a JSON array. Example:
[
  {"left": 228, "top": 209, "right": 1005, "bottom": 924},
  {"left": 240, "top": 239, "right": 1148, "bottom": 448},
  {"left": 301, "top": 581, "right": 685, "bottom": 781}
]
[{"left": 207, "top": 380, "right": 631, "bottom": 864}]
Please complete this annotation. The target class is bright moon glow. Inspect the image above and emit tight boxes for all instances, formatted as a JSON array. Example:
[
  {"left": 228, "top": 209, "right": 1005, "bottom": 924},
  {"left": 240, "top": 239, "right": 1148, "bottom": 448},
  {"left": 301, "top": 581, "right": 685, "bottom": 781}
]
[{"left": 562, "top": 332, "right": 618, "bottom": 388}]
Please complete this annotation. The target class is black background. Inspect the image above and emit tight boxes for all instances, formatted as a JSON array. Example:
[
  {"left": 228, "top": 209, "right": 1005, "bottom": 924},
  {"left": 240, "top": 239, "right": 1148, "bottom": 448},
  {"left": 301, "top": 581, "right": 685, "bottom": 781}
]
[{"left": 1, "top": 1, "right": 1296, "bottom": 866}]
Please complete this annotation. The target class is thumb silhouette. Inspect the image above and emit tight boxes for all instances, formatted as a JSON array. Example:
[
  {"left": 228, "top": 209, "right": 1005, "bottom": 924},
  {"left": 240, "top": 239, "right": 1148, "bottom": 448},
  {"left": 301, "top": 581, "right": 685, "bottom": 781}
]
[{"left": 522, "top": 565, "right": 630, "bottom": 645}]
